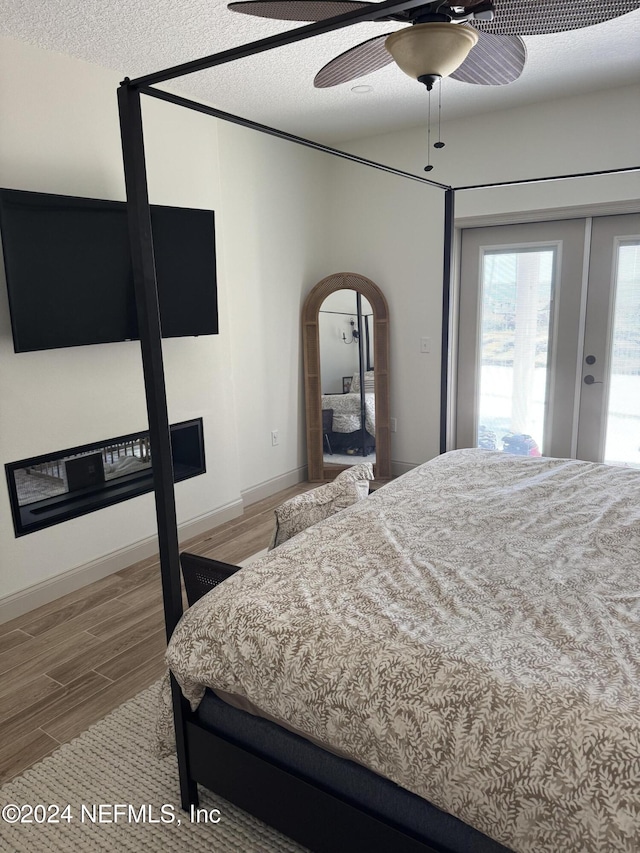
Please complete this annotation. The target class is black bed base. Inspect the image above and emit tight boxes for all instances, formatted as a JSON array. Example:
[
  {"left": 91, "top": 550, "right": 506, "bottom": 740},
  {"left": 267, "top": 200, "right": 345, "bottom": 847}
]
[
  {"left": 186, "top": 720, "right": 442, "bottom": 853},
  {"left": 178, "top": 552, "right": 511, "bottom": 853},
  {"left": 190, "top": 691, "right": 511, "bottom": 853},
  {"left": 328, "top": 429, "right": 375, "bottom": 455}
]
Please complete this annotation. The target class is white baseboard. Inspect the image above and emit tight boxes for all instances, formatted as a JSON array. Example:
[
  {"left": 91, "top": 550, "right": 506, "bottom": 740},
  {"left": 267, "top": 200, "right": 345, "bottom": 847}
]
[
  {"left": 391, "top": 460, "right": 416, "bottom": 477},
  {"left": 2, "top": 465, "right": 306, "bottom": 625},
  {"left": 177, "top": 500, "right": 243, "bottom": 545},
  {"left": 241, "top": 465, "right": 308, "bottom": 509},
  {"left": 0, "top": 499, "right": 243, "bottom": 626}
]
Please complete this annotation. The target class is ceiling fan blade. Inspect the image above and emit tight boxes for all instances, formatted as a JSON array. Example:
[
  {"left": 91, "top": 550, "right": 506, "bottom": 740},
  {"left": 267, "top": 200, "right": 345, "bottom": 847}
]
[
  {"left": 473, "top": 0, "right": 640, "bottom": 36},
  {"left": 228, "top": 0, "right": 374, "bottom": 22},
  {"left": 449, "top": 30, "right": 526, "bottom": 85},
  {"left": 314, "top": 33, "right": 395, "bottom": 87}
]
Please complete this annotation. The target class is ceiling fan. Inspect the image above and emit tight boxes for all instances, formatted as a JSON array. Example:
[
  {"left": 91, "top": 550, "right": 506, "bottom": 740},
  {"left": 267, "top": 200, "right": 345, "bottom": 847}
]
[{"left": 227, "top": 0, "right": 640, "bottom": 91}]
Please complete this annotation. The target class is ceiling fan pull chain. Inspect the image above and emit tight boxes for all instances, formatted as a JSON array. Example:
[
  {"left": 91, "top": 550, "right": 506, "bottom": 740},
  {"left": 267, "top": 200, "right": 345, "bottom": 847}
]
[
  {"left": 424, "top": 88, "right": 433, "bottom": 172},
  {"left": 434, "top": 79, "right": 445, "bottom": 150}
]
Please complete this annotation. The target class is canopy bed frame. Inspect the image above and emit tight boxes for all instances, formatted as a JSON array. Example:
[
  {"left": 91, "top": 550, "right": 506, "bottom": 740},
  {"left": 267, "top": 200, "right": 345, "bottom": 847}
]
[{"left": 117, "top": 4, "right": 639, "bottom": 849}]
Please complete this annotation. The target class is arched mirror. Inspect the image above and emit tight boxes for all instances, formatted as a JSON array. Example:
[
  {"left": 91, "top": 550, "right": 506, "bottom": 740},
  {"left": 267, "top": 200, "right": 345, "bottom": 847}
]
[{"left": 303, "top": 273, "right": 390, "bottom": 482}]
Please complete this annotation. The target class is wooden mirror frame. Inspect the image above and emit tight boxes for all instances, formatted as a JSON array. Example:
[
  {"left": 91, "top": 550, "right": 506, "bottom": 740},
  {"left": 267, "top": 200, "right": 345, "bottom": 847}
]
[{"left": 303, "top": 272, "right": 391, "bottom": 482}]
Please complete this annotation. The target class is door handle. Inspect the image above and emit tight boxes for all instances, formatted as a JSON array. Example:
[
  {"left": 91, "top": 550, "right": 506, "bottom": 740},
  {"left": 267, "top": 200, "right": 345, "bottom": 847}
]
[{"left": 583, "top": 375, "right": 603, "bottom": 385}]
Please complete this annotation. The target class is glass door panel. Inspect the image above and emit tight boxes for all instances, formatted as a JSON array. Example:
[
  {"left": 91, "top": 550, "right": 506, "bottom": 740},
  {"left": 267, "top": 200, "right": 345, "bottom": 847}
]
[
  {"left": 576, "top": 215, "right": 640, "bottom": 465},
  {"left": 457, "top": 219, "right": 586, "bottom": 459},
  {"left": 459, "top": 213, "right": 640, "bottom": 466},
  {"left": 477, "top": 249, "right": 554, "bottom": 455},
  {"left": 603, "top": 241, "right": 640, "bottom": 467}
]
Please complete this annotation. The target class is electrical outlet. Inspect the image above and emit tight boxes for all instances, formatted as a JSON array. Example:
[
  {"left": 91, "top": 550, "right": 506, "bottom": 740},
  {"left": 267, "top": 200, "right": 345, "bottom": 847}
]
[
  {"left": 271, "top": 430, "right": 279, "bottom": 446},
  {"left": 390, "top": 418, "right": 397, "bottom": 433}
]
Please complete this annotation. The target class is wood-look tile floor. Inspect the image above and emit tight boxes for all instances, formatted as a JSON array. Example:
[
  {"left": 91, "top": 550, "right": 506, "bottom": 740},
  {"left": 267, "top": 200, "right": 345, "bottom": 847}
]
[{"left": 0, "top": 482, "right": 314, "bottom": 786}]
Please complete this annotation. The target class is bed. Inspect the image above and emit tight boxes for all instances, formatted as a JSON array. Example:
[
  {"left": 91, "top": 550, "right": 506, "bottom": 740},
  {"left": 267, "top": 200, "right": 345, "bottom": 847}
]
[
  {"left": 163, "top": 449, "right": 640, "bottom": 852},
  {"left": 321, "top": 389, "right": 375, "bottom": 455},
  {"left": 322, "top": 391, "right": 375, "bottom": 436}
]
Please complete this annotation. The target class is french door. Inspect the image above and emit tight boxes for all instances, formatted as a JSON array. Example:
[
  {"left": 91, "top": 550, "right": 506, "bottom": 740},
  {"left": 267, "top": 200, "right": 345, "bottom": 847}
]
[{"left": 456, "top": 213, "right": 640, "bottom": 466}]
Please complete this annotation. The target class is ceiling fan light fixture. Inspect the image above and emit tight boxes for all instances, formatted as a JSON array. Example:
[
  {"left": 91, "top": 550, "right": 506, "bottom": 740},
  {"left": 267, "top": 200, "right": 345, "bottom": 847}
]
[{"left": 385, "top": 23, "right": 479, "bottom": 88}]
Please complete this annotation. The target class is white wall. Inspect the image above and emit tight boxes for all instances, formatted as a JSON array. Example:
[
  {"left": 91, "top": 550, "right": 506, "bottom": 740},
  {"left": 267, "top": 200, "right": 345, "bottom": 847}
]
[
  {"left": 216, "top": 125, "right": 330, "bottom": 494},
  {"left": 344, "top": 85, "right": 640, "bottom": 219},
  {"left": 0, "top": 37, "right": 330, "bottom": 614},
  {"left": 322, "top": 161, "right": 446, "bottom": 468},
  {"left": 0, "top": 37, "right": 239, "bottom": 605},
  {"left": 324, "top": 84, "right": 640, "bottom": 469}
]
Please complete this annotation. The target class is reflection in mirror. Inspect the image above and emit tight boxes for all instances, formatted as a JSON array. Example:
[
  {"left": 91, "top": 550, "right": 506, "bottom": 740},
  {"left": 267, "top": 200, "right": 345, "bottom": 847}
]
[
  {"left": 302, "top": 272, "right": 390, "bottom": 483},
  {"left": 319, "top": 290, "right": 376, "bottom": 465},
  {"left": 5, "top": 419, "right": 205, "bottom": 536},
  {"left": 13, "top": 438, "right": 152, "bottom": 508}
]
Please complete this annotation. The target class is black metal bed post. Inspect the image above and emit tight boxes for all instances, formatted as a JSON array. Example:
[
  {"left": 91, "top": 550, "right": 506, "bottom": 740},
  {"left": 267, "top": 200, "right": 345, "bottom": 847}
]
[
  {"left": 138, "top": 87, "right": 451, "bottom": 191},
  {"left": 440, "top": 188, "right": 455, "bottom": 455},
  {"left": 453, "top": 165, "right": 639, "bottom": 191},
  {"left": 117, "top": 81, "right": 197, "bottom": 808}
]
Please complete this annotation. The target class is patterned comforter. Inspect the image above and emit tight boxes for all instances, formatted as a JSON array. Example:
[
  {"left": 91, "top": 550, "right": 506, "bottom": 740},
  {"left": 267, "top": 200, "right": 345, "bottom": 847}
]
[
  {"left": 165, "top": 449, "right": 640, "bottom": 852},
  {"left": 322, "top": 391, "right": 375, "bottom": 435}
]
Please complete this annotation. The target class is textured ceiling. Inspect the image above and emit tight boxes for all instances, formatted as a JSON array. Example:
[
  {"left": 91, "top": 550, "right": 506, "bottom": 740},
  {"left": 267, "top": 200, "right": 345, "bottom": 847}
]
[{"left": 1, "top": 0, "right": 639, "bottom": 142}]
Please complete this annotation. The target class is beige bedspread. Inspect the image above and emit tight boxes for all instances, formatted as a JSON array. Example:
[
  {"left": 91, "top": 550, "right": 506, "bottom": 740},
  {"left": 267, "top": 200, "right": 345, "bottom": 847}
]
[
  {"left": 321, "top": 391, "right": 375, "bottom": 435},
  {"left": 165, "top": 449, "right": 640, "bottom": 852}
]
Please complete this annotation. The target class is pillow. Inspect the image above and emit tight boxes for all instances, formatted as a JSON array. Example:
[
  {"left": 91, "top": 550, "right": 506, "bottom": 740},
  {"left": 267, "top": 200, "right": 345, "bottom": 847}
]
[
  {"left": 350, "top": 370, "right": 375, "bottom": 394},
  {"left": 334, "top": 461, "right": 374, "bottom": 484},
  {"left": 334, "top": 461, "right": 374, "bottom": 499},
  {"left": 269, "top": 465, "right": 373, "bottom": 549}
]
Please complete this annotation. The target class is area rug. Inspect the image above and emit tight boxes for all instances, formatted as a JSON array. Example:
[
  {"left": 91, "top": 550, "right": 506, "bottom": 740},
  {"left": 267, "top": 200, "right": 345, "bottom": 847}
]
[{"left": 0, "top": 679, "right": 307, "bottom": 852}]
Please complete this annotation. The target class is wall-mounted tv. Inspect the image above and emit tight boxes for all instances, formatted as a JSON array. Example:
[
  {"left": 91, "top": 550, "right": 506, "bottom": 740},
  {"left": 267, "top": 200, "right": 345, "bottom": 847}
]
[{"left": 0, "top": 188, "right": 218, "bottom": 352}]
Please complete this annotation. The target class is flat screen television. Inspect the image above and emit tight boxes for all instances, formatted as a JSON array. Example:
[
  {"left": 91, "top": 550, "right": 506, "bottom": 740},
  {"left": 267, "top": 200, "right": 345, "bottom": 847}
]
[{"left": 0, "top": 188, "right": 218, "bottom": 352}]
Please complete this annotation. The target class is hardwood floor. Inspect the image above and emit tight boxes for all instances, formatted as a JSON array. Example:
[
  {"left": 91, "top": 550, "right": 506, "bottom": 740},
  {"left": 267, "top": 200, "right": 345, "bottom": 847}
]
[{"left": 0, "top": 481, "right": 313, "bottom": 786}]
